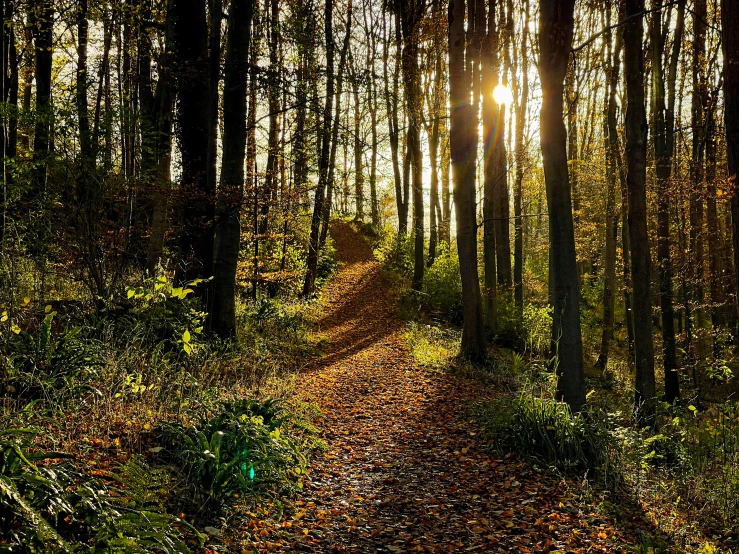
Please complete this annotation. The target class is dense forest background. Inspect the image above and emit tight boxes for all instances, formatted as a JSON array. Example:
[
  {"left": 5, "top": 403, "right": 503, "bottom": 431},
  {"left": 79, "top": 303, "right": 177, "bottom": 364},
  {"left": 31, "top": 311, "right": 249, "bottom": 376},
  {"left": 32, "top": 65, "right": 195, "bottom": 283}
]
[{"left": 2, "top": 0, "right": 739, "bottom": 551}]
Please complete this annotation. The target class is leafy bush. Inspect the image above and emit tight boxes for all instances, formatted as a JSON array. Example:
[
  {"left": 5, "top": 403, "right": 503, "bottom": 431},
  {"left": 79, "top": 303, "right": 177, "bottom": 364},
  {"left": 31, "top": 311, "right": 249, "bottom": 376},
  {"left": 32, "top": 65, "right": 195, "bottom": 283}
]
[
  {"left": 405, "top": 322, "right": 460, "bottom": 368},
  {"left": 475, "top": 387, "right": 619, "bottom": 475},
  {"left": 157, "top": 398, "right": 306, "bottom": 512},
  {"left": 522, "top": 303, "right": 553, "bottom": 355},
  {"left": 316, "top": 239, "right": 340, "bottom": 287},
  {"left": 98, "top": 275, "right": 206, "bottom": 354},
  {"left": 422, "top": 246, "right": 463, "bottom": 324},
  {"left": 375, "top": 227, "right": 414, "bottom": 278}
]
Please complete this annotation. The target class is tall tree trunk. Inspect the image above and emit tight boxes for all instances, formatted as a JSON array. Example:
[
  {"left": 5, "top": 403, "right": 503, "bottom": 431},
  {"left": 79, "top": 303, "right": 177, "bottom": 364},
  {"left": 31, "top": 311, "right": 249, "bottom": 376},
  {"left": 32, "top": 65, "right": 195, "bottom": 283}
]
[
  {"left": 482, "top": 0, "right": 499, "bottom": 335},
  {"left": 538, "top": 0, "right": 585, "bottom": 411},
  {"left": 260, "top": 0, "right": 281, "bottom": 238},
  {"left": 706, "top": 90, "right": 723, "bottom": 329},
  {"left": 723, "top": 0, "right": 739, "bottom": 338},
  {"left": 597, "top": 4, "right": 621, "bottom": 372},
  {"left": 366, "top": 5, "right": 380, "bottom": 228},
  {"left": 624, "top": 0, "right": 656, "bottom": 423},
  {"left": 174, "top": 0, "right": 212, "bottom": 280},
  {"left": 303, "top": 0, "right": 334, "bottom": 297},
  {"left": 209, "top": 0, "right": 255, "bottom": 337},
  {"left": 512, "top": 0, "right": 529, "bottom": 313},
  {"left": 30, "top": 0, "right": 53, "bottom": 204},
  {"left": 319, "top": 2, "right": 353, "bottom": 251},
  {"left": 399, "top": 1, "right": 425, "bottom": 292},
  {"left": 352, "top": 61, "right": 364, "bottom": 221},
  {"left": 651, "top": 0, "right": 683, "bottom": 403},
  {"left": 247, "top": 4, "right": 262, "bottom": 299},
  {"left": 141, "top": 0, "right": 175, "bottom": 274},
  {"left": 449, "top": 0, "right": 485, "bottom": 357},
  {"left": 688, "top": 0, "right": 706, "bottom": 348}
]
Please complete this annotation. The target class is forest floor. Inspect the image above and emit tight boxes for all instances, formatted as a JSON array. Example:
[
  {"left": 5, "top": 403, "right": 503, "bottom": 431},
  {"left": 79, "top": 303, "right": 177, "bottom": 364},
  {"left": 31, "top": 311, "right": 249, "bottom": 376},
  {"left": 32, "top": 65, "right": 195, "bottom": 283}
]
[{"left": 234, "top": 221, "right": 662, "bottom": 553}]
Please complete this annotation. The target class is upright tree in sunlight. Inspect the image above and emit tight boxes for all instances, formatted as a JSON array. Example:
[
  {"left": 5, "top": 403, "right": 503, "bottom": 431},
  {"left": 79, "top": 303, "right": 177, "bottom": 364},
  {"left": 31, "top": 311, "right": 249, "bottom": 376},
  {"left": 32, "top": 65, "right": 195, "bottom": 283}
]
[
  {"left": 449, "top": 0, "right": 485, "bottom": 357},
  {"left": 395, "top": 0, "right": 426, "bottom": 292},
  {"left": 210, "top": 0, "right": 255, "bottom": 337},
  {"left": 304, "top": 0, "right": 334, "bottom": 297},
  {"left": 624, "top": 0, "right": 655, "bottom": 422},
  {"left": 512, "top": 0, "right": 529, "bottom": 314},
  {"left": 596, "top": 2, "right": 622, "bottom": 372},
  {"left": 538, "top": 0, "right": 585, "bottom": 411},
  {"left": 481, "top": 0, "right": 499, "bottom": 335}
]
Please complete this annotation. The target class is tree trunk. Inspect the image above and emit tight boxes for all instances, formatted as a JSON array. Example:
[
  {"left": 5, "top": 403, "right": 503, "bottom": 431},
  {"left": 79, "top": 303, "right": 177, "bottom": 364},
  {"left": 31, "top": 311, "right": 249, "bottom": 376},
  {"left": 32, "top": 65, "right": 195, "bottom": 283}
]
[
  {"left": 724, "top": 0, "right": 739, "bottom": 339},
  {"left": 450, "top": 0, "right": 485, "bottom": 358},
  {"left": 597, "top": 4, "right": 621, "bottom": 372},
  {"left": 399, "top": 1, "right": 425, "bottom": 292},
  {"left": 688, "top": 0, "right": 706, "bottom": 348},
  {"left": 512, "top": 0, "right": 529, "bottom": 313},
  {"left": 482, "top": 0, "right": 499, "bottom": 335},
  {"left": 538, "top": 0, "right": 585, "bottom": 411},
  {"left": 174, "top": 0, "right": 212, "bottom": 280},
  {"left": 209, "top": 0, "right": 255, "bottom": 337},
  {"left": 352, "top": 61, "right": 364, "bottom": 222},
  {"left": 303, "top": 0, "right": 334, "bottom": 297},
  {"left": 624, "top": 0, "right": 656, "bottom": 423},
  {"left": 260, "top": 0, "right": 281, "bottom": 238},
  {"left": 30, "top": 0, "right": 53, "bottom": 203},
  {"left": 650, "top": 0, "right": 683, "bottom": 403},
  {"left": 320, "top": 2, "right": 353, "bottom": 251}
]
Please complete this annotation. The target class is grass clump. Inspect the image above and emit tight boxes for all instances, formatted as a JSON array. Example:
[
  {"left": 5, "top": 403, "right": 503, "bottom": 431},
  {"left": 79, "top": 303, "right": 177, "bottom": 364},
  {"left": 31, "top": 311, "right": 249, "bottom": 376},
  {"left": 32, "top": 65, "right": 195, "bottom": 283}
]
[{"left": 475, "top": 382, "right": 619, "bottom": 476}]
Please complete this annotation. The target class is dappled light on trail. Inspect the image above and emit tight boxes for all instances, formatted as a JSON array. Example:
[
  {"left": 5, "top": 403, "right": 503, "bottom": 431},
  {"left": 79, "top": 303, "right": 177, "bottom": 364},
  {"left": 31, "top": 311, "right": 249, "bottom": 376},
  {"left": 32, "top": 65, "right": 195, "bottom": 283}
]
[{"left": 237, "top": 222, "right": 650, "bottom": 553}]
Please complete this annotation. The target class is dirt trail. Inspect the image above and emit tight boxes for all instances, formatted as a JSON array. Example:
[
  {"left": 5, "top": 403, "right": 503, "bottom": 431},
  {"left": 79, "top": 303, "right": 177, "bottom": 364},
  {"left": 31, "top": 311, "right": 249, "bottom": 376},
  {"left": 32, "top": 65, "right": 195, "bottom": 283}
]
[{"left": 239, "top": 221, "right": 639, "bottom": 553}]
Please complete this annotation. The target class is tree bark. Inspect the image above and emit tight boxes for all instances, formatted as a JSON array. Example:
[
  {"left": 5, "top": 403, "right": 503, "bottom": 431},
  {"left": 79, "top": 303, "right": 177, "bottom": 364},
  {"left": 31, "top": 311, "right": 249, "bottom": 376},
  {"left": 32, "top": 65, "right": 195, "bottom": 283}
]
[
  {"left": 450, "top": 0, "right": 485, "bottom": 357},
  {"left": 723, "top": 0, "right": 739, "bottom": 338},
  {"left": 209, "top": 0, "right": 255, "bottom": 337},
  {"left": 512, "top": 0, "right": 529, "bottom": 313},
  {"left": 650, "top": 0, "right": 683, "bottom": 403},
  {"left": 538, "top": 0, "right": 585, "bottom": 411},
  {"left": 482, "top": 0, "right": 499, "bottom": 335},
  {"left": 399, "top": 0, "right": 426, "bottom": 292},
  {"left": 303, "top": 0, "right": 334, "bottom": 297},
  {"left": 624, "top": 0, "right": 656, "bottom": 423},
  {"left": 174, "top": 0, "right": 213, "bottom": 280}
]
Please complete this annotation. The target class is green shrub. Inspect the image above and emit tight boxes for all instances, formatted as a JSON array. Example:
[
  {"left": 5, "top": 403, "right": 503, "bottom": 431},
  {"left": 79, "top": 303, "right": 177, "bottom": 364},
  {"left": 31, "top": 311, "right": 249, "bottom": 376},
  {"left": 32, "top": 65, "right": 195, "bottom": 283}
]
[
  {"left": 422, "top": 246, "right": 463, "bottom": 324},
  {"left": 316, "top": 239, "right": 339, "bottom": 288},
  {"left": 475, "top": 387, "right": 619, "bottom": 475},
  {"left": 375, "top": 227, "right": 414, "bottom": 279},
  {"left": 522, "top": 303, "right": 553, "bottom": 355},
  {"left": 157, "top": 398, "right": 306, "bottom": 512}
]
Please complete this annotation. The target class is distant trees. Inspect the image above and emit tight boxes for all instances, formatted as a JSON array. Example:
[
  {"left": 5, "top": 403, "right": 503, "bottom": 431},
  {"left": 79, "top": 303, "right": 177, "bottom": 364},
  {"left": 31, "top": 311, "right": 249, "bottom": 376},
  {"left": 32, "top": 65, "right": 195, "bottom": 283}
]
[{"left": 1, "top": 0, "right": 739, "bottom": 426}]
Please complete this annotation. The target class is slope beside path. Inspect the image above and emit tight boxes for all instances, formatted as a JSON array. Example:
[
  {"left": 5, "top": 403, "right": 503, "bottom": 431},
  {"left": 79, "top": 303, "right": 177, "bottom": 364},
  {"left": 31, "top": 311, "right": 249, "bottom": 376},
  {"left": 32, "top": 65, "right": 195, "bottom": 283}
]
[{"left": 236, "top": 221, "right": 644, "bottom": 553}]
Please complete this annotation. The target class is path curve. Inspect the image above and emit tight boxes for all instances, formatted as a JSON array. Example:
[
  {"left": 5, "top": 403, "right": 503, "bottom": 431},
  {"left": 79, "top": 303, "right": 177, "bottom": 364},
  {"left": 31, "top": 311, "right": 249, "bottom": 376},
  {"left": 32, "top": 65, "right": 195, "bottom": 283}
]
[{"left": 239, "top": 221, "right": 633, "bottom": 553}]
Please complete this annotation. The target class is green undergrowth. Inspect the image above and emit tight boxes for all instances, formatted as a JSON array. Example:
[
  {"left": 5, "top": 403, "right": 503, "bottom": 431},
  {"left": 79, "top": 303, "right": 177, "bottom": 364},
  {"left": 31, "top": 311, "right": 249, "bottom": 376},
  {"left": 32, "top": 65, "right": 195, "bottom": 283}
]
[{"left": 0, "top": 246, "right": 337, "bottom": 550}]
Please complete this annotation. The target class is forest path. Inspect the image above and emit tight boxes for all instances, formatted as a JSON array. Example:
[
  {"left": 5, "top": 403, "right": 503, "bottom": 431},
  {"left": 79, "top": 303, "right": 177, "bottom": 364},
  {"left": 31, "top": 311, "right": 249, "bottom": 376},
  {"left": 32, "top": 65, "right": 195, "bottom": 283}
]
[{"left": 239, "top": 221, "right": 638, "bottom": 553}]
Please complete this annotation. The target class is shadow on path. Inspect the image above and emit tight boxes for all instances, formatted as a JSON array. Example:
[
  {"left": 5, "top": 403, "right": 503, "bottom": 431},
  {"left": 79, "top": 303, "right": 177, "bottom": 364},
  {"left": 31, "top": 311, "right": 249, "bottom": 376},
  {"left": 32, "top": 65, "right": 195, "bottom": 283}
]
[{"left": 239, "top": 221, "right": 665, "bottom": 553}]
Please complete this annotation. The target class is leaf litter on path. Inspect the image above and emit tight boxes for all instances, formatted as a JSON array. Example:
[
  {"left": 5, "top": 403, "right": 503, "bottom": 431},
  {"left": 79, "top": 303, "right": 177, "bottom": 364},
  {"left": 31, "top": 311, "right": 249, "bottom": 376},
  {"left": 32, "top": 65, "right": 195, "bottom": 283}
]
[{"left": 233, "top": 221, "right": 641, "bottom": 553}]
